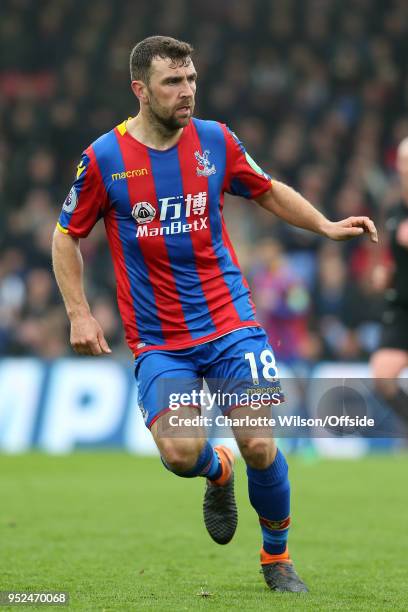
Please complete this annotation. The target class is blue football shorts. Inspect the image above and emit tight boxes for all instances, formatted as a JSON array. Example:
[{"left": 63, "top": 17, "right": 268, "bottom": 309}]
[{"left": 134, "top": 326, "right": 284, "bottom": 429}]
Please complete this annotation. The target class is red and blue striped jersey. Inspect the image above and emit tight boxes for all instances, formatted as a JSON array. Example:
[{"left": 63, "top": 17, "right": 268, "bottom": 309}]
[{"left": 57, "top": 118, "right": 272, "bottom": 356}]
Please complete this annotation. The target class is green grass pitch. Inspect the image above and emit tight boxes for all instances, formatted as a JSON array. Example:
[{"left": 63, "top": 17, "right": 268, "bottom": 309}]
[{"left": 1, "top": 452, "right": 407, "bottom": 611}]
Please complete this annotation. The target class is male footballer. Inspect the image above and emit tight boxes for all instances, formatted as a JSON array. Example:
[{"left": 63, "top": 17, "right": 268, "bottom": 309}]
[{"left": 52, "top": 36, "right": 378, "bottom": 593}]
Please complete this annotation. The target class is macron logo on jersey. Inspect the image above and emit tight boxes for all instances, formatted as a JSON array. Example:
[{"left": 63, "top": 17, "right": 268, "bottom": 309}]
[
  {"left": 134, "top": 191, "right": 208, "bottom": 238},
  {"left": 112, "top": 168, "right": 148, "bottom": 180}
]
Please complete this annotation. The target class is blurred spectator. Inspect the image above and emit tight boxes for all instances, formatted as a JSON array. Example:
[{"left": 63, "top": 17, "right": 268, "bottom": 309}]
[{"left": 248, "top": 239, "right": 320, "bottom": 363}]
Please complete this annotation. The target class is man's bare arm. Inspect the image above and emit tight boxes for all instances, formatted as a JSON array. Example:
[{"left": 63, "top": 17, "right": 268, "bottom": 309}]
[
  {"left": 256, "top": 181, "right": 378, "bottom": 243},
  {"left": 52, "top": 229, "right": 111, "bottom": 356}
]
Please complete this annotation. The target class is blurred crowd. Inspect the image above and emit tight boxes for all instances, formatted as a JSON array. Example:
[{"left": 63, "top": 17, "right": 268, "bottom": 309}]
[{"left": 1, "top": 0, "right": 407, "bottom": 362}]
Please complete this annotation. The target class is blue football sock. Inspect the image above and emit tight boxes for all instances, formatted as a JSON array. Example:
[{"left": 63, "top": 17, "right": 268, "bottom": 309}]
[
  {"left": 246, "top": 448, "right": 290, "bottom": 555},
  {"left": 161, "top": 441, "right": 222, "bottom": 479}
]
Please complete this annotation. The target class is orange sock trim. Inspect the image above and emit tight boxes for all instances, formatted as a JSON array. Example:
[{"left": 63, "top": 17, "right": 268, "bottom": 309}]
[
  {"left": 210, "top": 445, "right": 234, "bottom": 486},
  {"left": 260, "top": 546, "right": 291, "bottom": 565}
]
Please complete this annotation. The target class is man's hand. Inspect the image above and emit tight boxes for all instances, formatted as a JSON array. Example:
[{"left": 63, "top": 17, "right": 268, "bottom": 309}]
[
  {"left": 255, "top": 183, "right": 379, "bottom": 244},
  {"left": 70, "top": 312, "right": 112, "bottom": 356},
  {"left": 52, "top": 231, "right": 112, "bottom": 355},
  {"left": 321, "top": 216, "right": 378, "bottom": 243}
]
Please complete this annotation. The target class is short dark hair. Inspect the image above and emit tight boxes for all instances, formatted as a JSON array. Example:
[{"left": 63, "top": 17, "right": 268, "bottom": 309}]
[{"left": 129, "top": 35, "right": 194, "bottom": 83}]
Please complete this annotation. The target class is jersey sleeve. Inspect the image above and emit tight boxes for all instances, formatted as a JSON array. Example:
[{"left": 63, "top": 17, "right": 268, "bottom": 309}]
[
  {"left": 222, "top": 125, "right": 272, "bottom": 199},
  {"left": 57, "top": 147, "right": 108, "bottom": 238}
]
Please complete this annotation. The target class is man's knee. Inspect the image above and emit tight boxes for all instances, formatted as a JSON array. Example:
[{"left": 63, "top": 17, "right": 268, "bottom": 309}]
[
  {"left": 159, "top": 438, "right": 206, "bottom": 474},
  {"left": 239, "top": 438, "right": 276, "bottom": 469}
]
